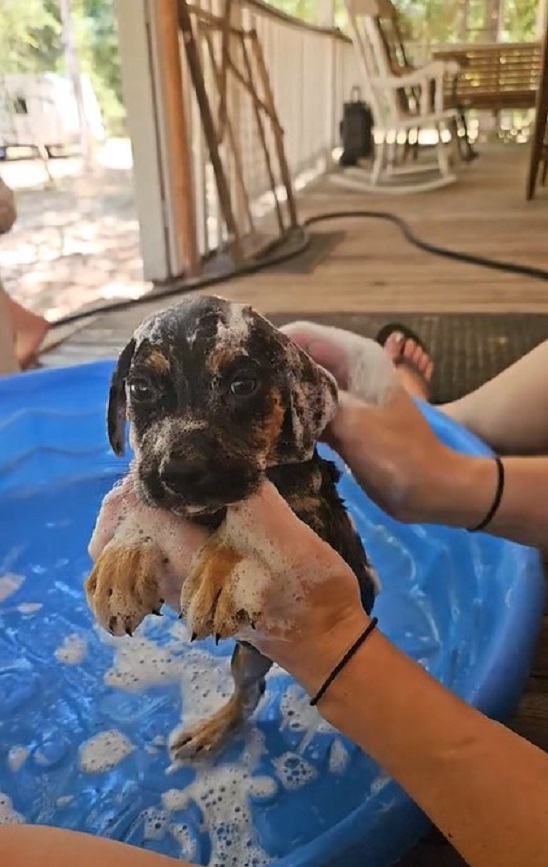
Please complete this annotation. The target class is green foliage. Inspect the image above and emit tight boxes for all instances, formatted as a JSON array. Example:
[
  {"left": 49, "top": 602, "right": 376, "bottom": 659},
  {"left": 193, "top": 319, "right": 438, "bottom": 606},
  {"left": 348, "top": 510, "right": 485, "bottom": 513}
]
[
  {"left": 0, "top": 0, "right": 125, "bottom": 135},
  {"left": 268, "top": 0, "right": 539, "bottom": 42}
]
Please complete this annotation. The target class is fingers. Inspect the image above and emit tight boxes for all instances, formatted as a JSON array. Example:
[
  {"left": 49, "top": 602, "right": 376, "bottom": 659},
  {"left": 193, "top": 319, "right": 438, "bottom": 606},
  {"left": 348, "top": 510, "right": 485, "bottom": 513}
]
[
  {"left": 227, "top": 480, "right": 353, "bottom": 585},
  {"left": 88, "top": 474, "right": 138, "bottom": 560},
  {"left": 282, "top": 321, "right": 399, "bottom": 406},
  {"left": 281, "top": 321, "right": 350, "bottom": 389}
]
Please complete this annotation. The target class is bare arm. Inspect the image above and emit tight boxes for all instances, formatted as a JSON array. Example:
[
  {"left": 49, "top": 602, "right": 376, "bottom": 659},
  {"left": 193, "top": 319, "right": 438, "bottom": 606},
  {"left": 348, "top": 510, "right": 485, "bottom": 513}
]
[
  {"left": 443, "top": 339, "right": 548, "bottom": 455},
  {"left": 281, "top": 609, "right": 548, "bottom": 867},
  {"left": 335, "top": 394, "right": 548, "bottom": 551}
]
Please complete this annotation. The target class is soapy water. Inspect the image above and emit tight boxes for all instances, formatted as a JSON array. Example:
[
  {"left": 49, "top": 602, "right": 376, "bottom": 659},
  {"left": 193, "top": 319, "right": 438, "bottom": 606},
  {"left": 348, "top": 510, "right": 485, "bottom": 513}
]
[{"left": 0, "top": 452, "right": 540, "bottom": 865}]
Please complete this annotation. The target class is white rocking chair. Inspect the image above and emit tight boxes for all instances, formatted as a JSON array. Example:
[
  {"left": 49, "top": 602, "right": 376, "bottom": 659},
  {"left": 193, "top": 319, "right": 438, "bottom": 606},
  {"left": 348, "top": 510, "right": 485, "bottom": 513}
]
[{"left": 333, "top": 0, "right": 461, "bottom": 194}]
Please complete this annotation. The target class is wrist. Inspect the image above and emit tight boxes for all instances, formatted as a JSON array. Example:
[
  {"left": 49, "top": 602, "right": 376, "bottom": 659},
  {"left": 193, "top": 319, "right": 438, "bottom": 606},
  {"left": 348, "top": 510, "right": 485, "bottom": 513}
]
[
  {"left": 280, "top": 607, "right": 372, "bottom": 699},
  {"left": 423, "top": 450, "right": 501, "bottom": 529}
]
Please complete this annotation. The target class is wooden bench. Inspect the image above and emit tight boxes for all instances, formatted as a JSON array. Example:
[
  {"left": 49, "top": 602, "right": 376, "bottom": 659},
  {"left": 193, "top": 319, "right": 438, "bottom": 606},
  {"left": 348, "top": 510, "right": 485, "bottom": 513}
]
[{"left": 432, "top": 41, "right": 542, "bottom": 113}]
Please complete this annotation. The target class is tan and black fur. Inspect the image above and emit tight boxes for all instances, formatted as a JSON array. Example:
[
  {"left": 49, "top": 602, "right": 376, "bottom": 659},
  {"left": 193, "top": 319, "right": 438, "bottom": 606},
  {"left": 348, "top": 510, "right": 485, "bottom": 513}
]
[{"left": 87, "top": 295, "right": 378, "bottom": 760}]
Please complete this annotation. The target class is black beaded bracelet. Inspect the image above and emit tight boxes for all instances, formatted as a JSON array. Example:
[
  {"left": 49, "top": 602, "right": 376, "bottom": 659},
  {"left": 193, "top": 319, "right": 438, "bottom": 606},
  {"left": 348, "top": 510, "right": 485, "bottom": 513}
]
[
  {"left": 467, "top": 455, "right": 505, "bottom": 533},
  {"left": 309, "top": 617, "right": 379, "bottom": 707}
]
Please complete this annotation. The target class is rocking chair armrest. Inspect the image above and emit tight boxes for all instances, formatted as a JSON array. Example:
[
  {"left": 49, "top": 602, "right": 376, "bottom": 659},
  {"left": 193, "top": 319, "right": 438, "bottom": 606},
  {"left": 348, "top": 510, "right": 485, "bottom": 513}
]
[{"left": 386, "top": 60, "right": 447, "bottom": 89}]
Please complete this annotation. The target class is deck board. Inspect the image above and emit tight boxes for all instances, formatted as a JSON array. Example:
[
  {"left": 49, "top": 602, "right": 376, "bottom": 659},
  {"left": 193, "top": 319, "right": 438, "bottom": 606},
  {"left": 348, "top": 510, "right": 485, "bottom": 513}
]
[{"left": 40, "top": 141, "right": 548, "bottom": 866}]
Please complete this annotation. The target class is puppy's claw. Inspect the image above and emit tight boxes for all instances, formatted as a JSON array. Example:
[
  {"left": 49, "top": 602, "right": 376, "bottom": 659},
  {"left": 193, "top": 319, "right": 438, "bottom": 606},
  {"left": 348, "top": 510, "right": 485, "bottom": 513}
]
[
  {"left": 215, "top": 633, "right": 221, "bottom": 646},
  {"left": 152, "top": 608, "right": 163, "bottom": 617},
  {"left": 190, "top": 631, "right": 197, "bottom": 643},
  {"left": 85, "top": 540, "right": 165, "bottom": 637}
]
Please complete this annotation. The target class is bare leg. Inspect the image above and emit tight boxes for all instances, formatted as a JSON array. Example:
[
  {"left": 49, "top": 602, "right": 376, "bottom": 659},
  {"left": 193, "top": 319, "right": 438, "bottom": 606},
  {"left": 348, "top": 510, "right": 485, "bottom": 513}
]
[
  {"left": 383, "top": 331, "right": 548, "bottom": 456},
  {"left": 169, "top": 642, "right": 272, "bottom": 760},
  {"left": 0, "top": 825, "right": 184, "bottom": 867},
  {"left": 382, "top": 332, "right": 433, "bottom": 400},
  {"left": 1, "top": 288, "right": 49, "bottom": 367},
  {"left": 441, "top": 340, "right": 548, "bottom": 455}
]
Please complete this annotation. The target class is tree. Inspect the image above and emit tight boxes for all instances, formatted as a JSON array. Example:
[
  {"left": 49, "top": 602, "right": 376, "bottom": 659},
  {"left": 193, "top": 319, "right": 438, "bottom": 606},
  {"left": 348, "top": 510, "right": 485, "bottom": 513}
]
[{"left": 0, "top": 0, "right": 125, "bottom": 135}]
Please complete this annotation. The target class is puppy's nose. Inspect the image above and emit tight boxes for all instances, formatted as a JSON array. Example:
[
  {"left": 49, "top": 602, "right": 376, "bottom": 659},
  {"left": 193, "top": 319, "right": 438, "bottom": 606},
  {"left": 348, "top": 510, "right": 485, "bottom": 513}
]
[{"left": 159, "top": 457, "right": 212, "bottom": 493}]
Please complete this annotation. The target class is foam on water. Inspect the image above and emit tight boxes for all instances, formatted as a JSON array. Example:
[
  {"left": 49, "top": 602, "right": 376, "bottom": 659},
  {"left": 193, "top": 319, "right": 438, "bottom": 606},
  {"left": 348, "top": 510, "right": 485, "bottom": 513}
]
[
  {"left": 272, "top": 752, "right": 318, "bottom": 792},
  {"left": 7, "top": 747, "right": 29, "bottom": 773},
  {"left": 16, "top": 602, "right": 43, "bottom": 615},
  {"left": 0, "top": 573, "right": 24, "bottom": 602},
  {"left": 103, "top": 633, "right": 183, "bottom": 692},
  {"left": 162, "top": 761, "right": 274, "bottom": 867},
  {"left": 55, "top": 634, "right": 87, "bottom": 665},
  {"left": 79, "top": 730, "right": 134, "bottom": 773},
  {"left": 328, "top": 739, "right": 350, "bottom": 775},
  {"left": 0, "top": 793, "right": 24, "bottom": 825}
]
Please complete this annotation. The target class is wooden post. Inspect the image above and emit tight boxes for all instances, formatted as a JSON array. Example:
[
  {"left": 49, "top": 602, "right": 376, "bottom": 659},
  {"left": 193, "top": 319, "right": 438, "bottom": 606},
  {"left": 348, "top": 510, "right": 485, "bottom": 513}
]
[
  {"left": 114, "top": 0, "right": 200, "bottom": 281},
  {"left": 151, "top": 0, "right": 200, "bottom": 276},
  {"left": 537, "top": 0, "right": 548, "bottom": 40}
]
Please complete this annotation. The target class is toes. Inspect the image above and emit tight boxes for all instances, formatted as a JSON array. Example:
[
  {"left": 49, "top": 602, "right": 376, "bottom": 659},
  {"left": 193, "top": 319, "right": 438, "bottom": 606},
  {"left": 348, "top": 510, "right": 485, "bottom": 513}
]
[
  {"left": 181, "top": 559, "right": 222, "bottom": 639},
  {"left": 85, "top": 542, "right": 164, "bottom": 636},
  {"left": 212, "top": 586, "right": 253, "bottom": 640},
  {"left": 168, "top": 722, "right": 223, "bottom": 761},
  {"left": 382, "top": 332, "right": 404, "bottom": 361}
]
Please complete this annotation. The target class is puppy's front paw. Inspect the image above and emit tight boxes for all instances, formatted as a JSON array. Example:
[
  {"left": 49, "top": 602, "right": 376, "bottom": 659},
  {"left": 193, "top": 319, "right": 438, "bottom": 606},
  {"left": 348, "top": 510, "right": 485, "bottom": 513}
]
[
  {"left": 180, "top": 530, "right": 269, "bottom": 642},
  {"left": 85, "top": 539, "right": 164, "bottom": 636}
]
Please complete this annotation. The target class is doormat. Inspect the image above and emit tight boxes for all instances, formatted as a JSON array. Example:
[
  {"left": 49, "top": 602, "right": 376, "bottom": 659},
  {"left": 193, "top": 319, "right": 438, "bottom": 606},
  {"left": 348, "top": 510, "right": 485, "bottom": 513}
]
[{"left": 268, "top": 312, "right": 548, "bottom": 405}]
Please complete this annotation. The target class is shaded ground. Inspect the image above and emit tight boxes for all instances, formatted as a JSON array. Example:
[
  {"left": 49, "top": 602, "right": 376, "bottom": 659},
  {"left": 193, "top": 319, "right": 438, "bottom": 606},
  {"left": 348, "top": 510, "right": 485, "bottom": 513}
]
[{"left": 1, "top": 139, "right": 149, "bottom": 322}]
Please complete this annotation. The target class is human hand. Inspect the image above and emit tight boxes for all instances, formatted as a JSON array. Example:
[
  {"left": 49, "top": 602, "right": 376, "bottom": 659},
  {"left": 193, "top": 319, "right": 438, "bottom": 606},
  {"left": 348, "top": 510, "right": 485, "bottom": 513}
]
[
  {"left": 281, "top": 321, "right": 469, "bottom": 524},
  {"left": 196, "top": 480, "right": 371, "bottom": 695}
]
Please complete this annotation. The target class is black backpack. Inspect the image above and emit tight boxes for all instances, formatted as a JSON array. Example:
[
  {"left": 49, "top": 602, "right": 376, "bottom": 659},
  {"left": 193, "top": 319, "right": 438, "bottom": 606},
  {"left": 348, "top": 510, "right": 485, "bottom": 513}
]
[{"left": 339, "top": 86, "right": 374, "bottom": 167}]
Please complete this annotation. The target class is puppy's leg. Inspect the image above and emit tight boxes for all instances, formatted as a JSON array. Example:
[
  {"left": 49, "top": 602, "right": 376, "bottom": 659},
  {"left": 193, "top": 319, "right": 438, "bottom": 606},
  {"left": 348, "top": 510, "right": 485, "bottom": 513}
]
[{"left": 169, "top": 642, "right": 272, "bottom": 761}]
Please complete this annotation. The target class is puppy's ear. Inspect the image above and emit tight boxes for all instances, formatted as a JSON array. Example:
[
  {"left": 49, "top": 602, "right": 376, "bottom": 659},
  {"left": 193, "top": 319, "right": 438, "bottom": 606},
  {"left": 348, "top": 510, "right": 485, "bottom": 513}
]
[
  {"left": 107, "top": 338, "right": 136, "bottom": 456},
  {"left": 278, "top": 336, "right": 338, "bottom": 462}
]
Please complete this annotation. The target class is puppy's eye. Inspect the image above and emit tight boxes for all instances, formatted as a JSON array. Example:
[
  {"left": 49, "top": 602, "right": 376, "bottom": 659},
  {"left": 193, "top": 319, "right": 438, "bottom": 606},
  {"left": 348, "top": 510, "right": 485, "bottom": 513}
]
[
  {"left": 229, "top": 377, "right": 258, "bottom": 397},
  {"left": 129, "top": 378, "right": 158, "bottom": 403}
]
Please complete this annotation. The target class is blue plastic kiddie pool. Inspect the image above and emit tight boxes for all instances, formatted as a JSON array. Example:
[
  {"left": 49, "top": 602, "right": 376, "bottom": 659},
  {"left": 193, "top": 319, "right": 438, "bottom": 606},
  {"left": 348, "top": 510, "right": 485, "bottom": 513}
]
[{"left": 0, "top": 360, "right": 544, "bottom": 866}]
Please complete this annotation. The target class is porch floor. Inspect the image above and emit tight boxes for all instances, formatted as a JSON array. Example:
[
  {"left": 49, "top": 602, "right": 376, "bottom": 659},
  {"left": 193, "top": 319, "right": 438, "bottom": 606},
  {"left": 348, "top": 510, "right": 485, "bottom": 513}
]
[{"left": 35, "top": 141, "right": 548, "bottom": 865}]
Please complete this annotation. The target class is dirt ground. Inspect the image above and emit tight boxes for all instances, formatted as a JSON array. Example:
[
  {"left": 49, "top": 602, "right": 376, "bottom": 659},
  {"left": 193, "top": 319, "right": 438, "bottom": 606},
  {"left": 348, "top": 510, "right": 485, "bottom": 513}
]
[{"left": 0, "top": 138, "right": 149, "bottom": 323}]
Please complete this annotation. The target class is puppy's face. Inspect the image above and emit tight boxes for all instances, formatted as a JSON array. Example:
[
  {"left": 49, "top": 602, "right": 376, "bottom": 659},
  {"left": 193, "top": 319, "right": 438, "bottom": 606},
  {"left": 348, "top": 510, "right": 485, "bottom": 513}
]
[{"left": 107, "top": 296, "right": 337, "bottom": 517}]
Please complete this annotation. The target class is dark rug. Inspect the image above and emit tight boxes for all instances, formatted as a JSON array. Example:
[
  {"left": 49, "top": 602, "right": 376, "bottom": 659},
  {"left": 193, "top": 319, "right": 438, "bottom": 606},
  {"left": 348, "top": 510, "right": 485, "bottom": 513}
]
[{"left": 268, "top": 312, "right": 548, "bottom": 404}]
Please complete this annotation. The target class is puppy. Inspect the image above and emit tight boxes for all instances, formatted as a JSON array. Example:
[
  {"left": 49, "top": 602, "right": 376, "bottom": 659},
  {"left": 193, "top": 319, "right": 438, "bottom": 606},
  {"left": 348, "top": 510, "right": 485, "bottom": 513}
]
[{"left": 85, "top": 296, "right": 378, "bottom": 759}]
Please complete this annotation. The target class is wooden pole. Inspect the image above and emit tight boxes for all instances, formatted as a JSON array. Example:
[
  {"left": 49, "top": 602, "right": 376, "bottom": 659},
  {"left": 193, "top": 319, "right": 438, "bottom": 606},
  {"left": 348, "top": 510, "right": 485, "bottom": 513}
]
[
  {"left": 177, "top": 0, "right": 244, "bottom": 264},
  {"left": 152, "top": 0, "right": 200, "bottom": 276}
]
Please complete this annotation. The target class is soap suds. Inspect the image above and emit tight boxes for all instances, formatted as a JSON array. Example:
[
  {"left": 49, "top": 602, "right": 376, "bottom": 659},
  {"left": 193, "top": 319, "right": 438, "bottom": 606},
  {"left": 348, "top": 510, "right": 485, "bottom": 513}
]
[
  {"left": 103, "top": 634, "right": 183, "bottom": 692},
  {"left": 0, "top": 573, "right": 25, "bottom": 602},
  {"left": 162, "top": 763, "right": 272, "bottom": 867},
  {"left": 17, "top": 602, "right": 43, "bottom": 615},
  {"left": 79, "top": 730, "right": 134, "bottom": 773},
  {"left": 7, "top": 747, "right": 29, "bottom": 772},
  {"left": 272, "top": 752, "right": 318, "bottom": 791},
  {"left": 328, "top": 739, "right": 350, "bottom": 775},
  {"left": 55, "top": 634, "right": 87, "bottom": 665},
  {"left": 0, "top": 793, "right": 24, "bottom": 825}
]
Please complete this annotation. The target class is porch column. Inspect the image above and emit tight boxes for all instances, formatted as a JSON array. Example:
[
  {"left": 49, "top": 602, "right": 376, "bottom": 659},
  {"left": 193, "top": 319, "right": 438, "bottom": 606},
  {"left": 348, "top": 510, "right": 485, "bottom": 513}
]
[{"left": 114, "top": 0, "right": 199, "bottom": 283}]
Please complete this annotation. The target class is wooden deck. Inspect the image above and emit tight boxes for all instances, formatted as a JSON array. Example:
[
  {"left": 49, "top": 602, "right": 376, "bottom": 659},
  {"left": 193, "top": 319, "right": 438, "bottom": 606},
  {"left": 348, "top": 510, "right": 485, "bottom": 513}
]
[{"left": 41, "top": 142, "right": 548, "bottom": 866}]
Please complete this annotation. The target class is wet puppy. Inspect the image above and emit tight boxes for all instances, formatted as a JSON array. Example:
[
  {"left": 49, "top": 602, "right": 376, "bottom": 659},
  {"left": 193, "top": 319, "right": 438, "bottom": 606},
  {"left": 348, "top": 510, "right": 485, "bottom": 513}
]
[{"left": 86, "top": 295, "right": 378, "bottom": 759}]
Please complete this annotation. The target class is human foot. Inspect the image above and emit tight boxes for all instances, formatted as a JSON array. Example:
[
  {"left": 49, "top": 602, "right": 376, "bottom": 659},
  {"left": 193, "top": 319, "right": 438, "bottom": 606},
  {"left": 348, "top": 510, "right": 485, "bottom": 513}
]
[{"left": 376, "top": 324, "right": 433, "bottom": 401}]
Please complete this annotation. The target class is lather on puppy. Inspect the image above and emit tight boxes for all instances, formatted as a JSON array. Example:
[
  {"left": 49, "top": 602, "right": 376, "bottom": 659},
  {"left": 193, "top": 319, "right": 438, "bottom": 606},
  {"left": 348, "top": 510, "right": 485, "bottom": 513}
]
[{"left": 85, "top": 295, "right": 378, "bottom": 760}]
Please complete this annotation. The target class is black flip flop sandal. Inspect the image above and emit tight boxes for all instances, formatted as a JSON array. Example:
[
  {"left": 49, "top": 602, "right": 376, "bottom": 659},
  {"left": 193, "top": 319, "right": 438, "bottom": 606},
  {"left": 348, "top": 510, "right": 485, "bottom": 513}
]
[{"left": 375, "top": 322, "right": 432, "bottom": 398}]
